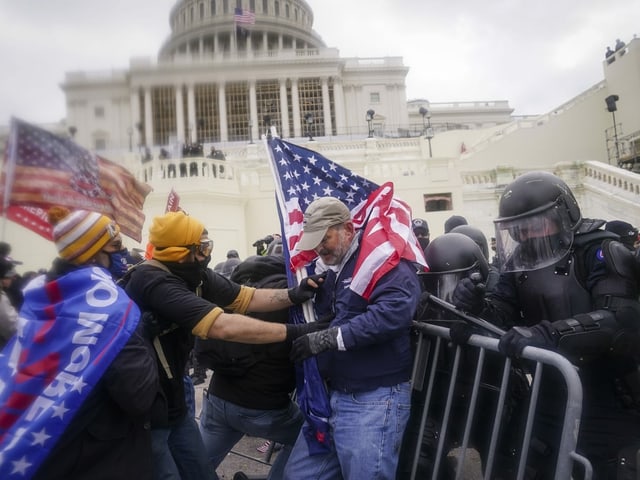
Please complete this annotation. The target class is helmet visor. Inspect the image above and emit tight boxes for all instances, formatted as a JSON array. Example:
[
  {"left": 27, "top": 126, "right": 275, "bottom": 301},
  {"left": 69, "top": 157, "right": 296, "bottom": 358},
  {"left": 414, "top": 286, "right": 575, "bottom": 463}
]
[{"left": 494, "top": 207, "right": 573, "bottom": 273}]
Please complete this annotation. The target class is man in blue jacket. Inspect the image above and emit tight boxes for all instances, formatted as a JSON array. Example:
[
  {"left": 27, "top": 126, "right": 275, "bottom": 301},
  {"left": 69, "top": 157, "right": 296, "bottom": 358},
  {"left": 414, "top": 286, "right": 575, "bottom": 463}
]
[{"left": 284, "top": 197, "right": 422, "bottom": 480}]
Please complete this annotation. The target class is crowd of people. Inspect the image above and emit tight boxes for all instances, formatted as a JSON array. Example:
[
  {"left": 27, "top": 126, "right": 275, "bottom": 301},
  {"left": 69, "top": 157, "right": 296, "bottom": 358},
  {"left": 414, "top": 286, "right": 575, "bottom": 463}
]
[{"left": 0, "top": 170, "right": 638, "bottom": 479}]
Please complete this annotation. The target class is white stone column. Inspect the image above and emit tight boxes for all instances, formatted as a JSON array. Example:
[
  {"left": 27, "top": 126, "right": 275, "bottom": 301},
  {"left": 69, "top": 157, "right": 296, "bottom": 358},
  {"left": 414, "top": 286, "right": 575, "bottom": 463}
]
[
  {"left": 333, "top": 77, "right": 346, "bottom": 136},
  {"left": 176, "top": 85, "right": 185, "bottom": 143},
  {"left": 321, "top": 77, "right": 332, "bottom": 137},
  {"left": 278, "top": 34, "right": 283, "bottom": 50},
  {"left": 218, "top": 83, "right": 228, "bottom": 142},
  {"left": 249, "top": 80, "right": 258, "bottom": 141},
  {"left": 263, "top": 31, "right": 268, "bottom": 52},
  {"left": 187, "top": 84, "right": 196, "bottom": 143},
  {"left": 279, "top": 78, "right": 290, "bottom": 137},
  {"left": 291, "top": 79, "right": 301, "bottom": 137},
  {"left": 130, "top": 89, "right": 141, "bottom": 147},
  {"left": 144, "top": 87, "right": 153, "bottom": 146}
]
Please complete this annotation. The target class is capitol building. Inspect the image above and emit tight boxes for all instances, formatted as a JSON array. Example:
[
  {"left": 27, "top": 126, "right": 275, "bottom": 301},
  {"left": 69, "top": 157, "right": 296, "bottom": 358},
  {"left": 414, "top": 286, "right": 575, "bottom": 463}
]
[{"left": 2, "top": 0, "right": 640, "bottom": 271}]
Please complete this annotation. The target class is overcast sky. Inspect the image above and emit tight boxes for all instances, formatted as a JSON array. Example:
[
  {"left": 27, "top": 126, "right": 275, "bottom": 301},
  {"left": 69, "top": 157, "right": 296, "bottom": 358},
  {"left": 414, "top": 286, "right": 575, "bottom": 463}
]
[{"left": 0, "top": 0, "right": 638, "bottom": 125}]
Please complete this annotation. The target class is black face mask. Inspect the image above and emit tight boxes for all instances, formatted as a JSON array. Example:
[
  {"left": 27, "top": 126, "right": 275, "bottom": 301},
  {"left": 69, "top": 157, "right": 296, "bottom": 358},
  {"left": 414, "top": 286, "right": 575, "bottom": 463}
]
[
  {"left": 199, "top": 255, "right": 212, "bottom": 270},
  {"left": 164, "top": 261, "right": 203, "bottom": 290},
  {"left": 417, "top": 237, "right": 430, "bottom": 251}
]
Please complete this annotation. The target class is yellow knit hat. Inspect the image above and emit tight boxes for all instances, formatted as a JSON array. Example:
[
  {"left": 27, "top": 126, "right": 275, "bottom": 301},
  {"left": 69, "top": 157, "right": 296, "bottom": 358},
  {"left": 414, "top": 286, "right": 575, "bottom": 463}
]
[
  {"left": 149, "top": 211, "right": 204, "bottom": 261},
  {"left": 49, "top": 206, "right": 120, "bottom": 265}
]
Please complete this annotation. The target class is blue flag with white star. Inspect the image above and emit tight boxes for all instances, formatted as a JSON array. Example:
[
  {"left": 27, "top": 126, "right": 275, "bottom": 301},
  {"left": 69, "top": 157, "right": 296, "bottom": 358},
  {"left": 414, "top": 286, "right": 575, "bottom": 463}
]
[{"left": 0, "top": 267, "right": 139, "bottom": 478}]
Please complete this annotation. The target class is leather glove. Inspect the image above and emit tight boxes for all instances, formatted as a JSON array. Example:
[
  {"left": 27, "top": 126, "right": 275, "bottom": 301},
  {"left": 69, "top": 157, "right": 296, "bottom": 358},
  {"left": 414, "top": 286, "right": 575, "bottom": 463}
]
[
  {"left": 498, "top": 320, "right": 558, "bottom": 358},
  {"left": 287, "top": 272, "right": 328, "bottom": 304},
  {"left": 452, "top": 276, "right": 486, "bottom": 314},
  {"left": 285, "top": 321, "right": 329, "bottom": 341},
  {"left": 290, "top": 327, "right": 340, "bottom": 362}
]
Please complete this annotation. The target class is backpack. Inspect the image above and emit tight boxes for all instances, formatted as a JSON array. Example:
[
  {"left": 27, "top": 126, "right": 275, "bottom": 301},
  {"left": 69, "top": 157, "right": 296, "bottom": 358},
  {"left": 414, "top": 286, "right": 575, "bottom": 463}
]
[{"left": 195, "top": 255, "right": 289, "bottom": 376}]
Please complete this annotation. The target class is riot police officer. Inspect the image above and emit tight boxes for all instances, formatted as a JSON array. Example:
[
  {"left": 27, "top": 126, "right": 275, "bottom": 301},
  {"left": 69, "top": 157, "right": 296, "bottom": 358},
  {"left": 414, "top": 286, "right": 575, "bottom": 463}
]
[{"left": 452, "top": 171, "right": 640, "bottom": 479}]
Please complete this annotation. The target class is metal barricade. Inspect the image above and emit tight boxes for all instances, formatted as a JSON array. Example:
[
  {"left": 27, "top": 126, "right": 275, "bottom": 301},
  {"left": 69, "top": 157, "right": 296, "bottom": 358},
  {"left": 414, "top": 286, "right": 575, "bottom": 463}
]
[{"left": 400, "top": 322, "right": 592, "bottom": 480}]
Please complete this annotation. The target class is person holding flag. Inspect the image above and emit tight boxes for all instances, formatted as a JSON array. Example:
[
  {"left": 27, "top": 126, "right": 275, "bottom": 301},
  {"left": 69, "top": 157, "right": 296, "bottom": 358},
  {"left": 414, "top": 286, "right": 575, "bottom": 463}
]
[
  {"left": 0, "top": 206, "right": 159, "bottom": 480},
  {"left": 264, "top": 137, "right": 426, "bottom": 479}
]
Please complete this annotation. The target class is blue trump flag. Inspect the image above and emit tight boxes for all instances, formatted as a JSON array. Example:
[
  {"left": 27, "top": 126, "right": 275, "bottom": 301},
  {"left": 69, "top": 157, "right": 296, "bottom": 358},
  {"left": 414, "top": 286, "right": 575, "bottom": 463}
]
[{"left": 0, "top": 267, "right": 140, "bottom": 478}]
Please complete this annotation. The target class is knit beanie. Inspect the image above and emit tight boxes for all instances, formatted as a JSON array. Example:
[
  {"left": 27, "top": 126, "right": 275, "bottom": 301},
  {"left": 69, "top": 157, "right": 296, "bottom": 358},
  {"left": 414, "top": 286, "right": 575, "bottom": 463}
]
[
  {"left": 149, "top": 211, "right": 204, "bottom": 262},
  {"left": 49, "top": 206, "right": 119, "bottom": 265}
]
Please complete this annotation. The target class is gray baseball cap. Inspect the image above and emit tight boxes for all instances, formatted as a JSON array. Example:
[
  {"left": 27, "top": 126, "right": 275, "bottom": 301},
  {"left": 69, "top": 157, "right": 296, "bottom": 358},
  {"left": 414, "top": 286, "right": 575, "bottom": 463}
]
[{"left": 297, "top": 197, "right": 351, "bottom": 251}]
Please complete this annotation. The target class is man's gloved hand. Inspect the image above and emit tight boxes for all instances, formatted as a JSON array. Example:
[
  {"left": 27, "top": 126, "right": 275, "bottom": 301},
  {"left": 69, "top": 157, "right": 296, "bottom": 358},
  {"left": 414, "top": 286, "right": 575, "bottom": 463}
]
[
  {"left": 449, "top": 322, "right": 476, "bottom": 345},
  {"left": 452, "top": 276, "right": 486, "bottom": 314},
  {"left": 290, "top": 327, "right": 340, "bottom": 362},
  {"left": 287, "top": 272, "right": 328, "bottom": 304},
  {"left": 285, "top": 321, "right": 330, "bottom": 341},
  {"left": 498, "top": 320, "right": 558, "bottom": 358}
]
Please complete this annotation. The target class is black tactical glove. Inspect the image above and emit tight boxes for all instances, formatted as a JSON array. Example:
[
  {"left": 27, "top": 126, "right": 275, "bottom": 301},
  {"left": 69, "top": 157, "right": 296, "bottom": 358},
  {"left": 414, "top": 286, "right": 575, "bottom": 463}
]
[
  {"left": 290, "top": 327, "right": 340, "bottom": 362},
  {"left": 449, "top": 322, "right": 476, "bottom": 345},
  {"left": 498, "top": 320, "right": 558, "bottom": 358},
  {"left": 285, "top": 321, "right": 329, "bottom": 341},
  {"left": 452, "top": 276, "right": 486, "bottom": 314},
  {"left": 287, "top": 272, "right": 328, "bottom": 304}
]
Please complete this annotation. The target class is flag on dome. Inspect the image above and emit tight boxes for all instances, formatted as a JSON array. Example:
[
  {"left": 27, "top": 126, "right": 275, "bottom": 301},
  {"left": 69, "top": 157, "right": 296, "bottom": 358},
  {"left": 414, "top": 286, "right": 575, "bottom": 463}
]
[
  {"left": 266, "top": 137, "right": 426, "bottom": 299},
  {"left": 234, "top": 7, "right": 256, "bottom": 25},
  {"left": 0, "top": 117, "right": 152, "bottom": 242}
]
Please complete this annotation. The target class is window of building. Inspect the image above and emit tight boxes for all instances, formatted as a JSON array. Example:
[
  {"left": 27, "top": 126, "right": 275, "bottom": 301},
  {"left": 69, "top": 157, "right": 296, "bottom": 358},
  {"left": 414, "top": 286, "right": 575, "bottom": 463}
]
[
  {"left": 223, "top": 0, "right": 229, "bottom": 14},
  {"left": 294, "top": 7, "right": 298, "bottom": 20},
  {"left": 370, "top": 92, "right": 380, "bottom": 104},
  {"left": 424, "top": 193, "right": 453, "bottom": 212},
  {"left": 275, "top": 1, "right": 279, "bottom": 16},
  {"left": 298, "top": 78, "right": 325, "bottom": 137},
  {"left": 151, "top": 86, "right": 177, "bottom": 146},
  {"left": 225, "top": 81, "right": 250, "bottom": 142},
  {"left": 94, "top": 138, "right": 106, "bottom": 150},
  {"left": 94, "top": 106, "right": 105, "bottom": 118},
  {"left": 262, "top": 0, "right": 268, "bottom": 13},
  {"left": 285, "top": 3, "right": 289, "bottom": 17},
  {"left": 200, "top": 2, "right": 205, "bottom": 19},
  {"left": 257, "top": 80, "right": 281, "bottom": 135},
  {"left": 190, "top": 6, "right": 194, "bottom": 22},
  {"left": 211, "top": 0, "right": 216, "bottom": 14},
  {"left": 195, "top": 83, "right": 220, "bottom": 143},
  {"left": 250, "top": 0, "right": 255, "bottom": 11}
]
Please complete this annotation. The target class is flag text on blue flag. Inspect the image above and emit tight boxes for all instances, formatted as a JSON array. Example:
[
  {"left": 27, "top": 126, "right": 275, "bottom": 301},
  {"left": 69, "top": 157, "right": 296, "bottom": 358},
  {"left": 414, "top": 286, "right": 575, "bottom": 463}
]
[{"left": 0, "top": 267, "right": 139, "bottom": 479}]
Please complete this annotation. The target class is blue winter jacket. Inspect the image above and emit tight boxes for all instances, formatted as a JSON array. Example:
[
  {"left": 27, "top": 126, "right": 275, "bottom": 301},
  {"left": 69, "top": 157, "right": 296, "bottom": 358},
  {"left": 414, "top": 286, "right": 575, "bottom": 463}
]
[{"left": 312, "top": 240, "right": 422, "bottom": 393}]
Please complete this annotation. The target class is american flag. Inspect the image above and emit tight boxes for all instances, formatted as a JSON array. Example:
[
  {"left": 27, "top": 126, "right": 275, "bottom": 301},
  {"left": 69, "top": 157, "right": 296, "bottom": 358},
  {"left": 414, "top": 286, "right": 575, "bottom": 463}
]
[
  {"left": 0, "top": 118, "right": 152, "bottom": 242},
  {"left": 266, "top": 137, "right": 426, "bottom": 299},
  {"left": 234, "top": 7, "right": 256, "bottom": 25}
]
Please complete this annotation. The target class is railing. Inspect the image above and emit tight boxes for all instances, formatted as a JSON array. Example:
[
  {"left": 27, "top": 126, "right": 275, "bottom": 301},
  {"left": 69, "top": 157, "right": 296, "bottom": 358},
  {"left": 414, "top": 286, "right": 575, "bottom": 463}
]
[{"left": 399, "top": 322, "right": 591, "bottom": 480}]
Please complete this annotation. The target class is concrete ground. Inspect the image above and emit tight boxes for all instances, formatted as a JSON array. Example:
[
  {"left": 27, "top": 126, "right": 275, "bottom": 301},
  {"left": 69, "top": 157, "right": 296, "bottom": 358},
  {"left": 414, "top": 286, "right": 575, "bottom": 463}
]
[{"left": 193, "top": 372, "right": 274, "bottom": 479}]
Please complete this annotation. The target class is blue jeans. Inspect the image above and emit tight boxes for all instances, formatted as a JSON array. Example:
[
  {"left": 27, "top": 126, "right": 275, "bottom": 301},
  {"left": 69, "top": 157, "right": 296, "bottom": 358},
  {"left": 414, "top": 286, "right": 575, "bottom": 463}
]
[
  {"left": 199, "top": 392, "right": 304, "bottom": 480},
  {"left": 283, "top": 382, "right": 412, "bottom": 480},
  {"left": 151, "top": 412, "right": 214, "bottom": 480}
]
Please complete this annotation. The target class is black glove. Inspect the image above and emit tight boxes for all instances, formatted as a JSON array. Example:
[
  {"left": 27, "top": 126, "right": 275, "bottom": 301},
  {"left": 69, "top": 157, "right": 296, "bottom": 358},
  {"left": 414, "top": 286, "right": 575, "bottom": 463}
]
[
  {"left": 285, "top": 321, "right": 329, "bottom": 341},
  {"left": 498, "top": 321, "right": 558, "bottom": 358},
  {"left": 287, "top": 272, "right": 328, "bottom": 304},
  {"left": 449, "top": 322, "right": 475, "bottom": 345},
  {"left": 452, "top": 277, "right": 486, "bottom": 314},
  {"left": 290, "top": 327, "right": 340, "bottom": 362}
]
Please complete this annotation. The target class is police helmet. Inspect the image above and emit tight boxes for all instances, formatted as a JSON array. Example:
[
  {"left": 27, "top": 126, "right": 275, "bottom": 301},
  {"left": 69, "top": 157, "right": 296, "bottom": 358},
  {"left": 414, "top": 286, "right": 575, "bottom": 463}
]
[
  {"left": 450, "top": 225, "right": 489, "bottom": 259},
  {"left": 419, "top": 233, "right": 489, "bottom": 306},
  {"left": 494, "top": 171, "right": 581, "bottom": 272}
]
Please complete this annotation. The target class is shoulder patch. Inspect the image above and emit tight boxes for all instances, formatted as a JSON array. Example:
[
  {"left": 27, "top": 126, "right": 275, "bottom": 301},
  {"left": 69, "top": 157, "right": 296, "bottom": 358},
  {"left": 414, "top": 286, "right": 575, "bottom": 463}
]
[{"left": 595, "top": 247, "right": 605, "bottom": 262}]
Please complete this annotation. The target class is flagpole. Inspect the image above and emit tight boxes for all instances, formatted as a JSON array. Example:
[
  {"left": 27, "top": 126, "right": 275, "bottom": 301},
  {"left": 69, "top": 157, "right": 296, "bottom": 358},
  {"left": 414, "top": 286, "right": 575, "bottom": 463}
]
[{"left": 263, "top": 134, "right": 316, "bottom": 324}]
